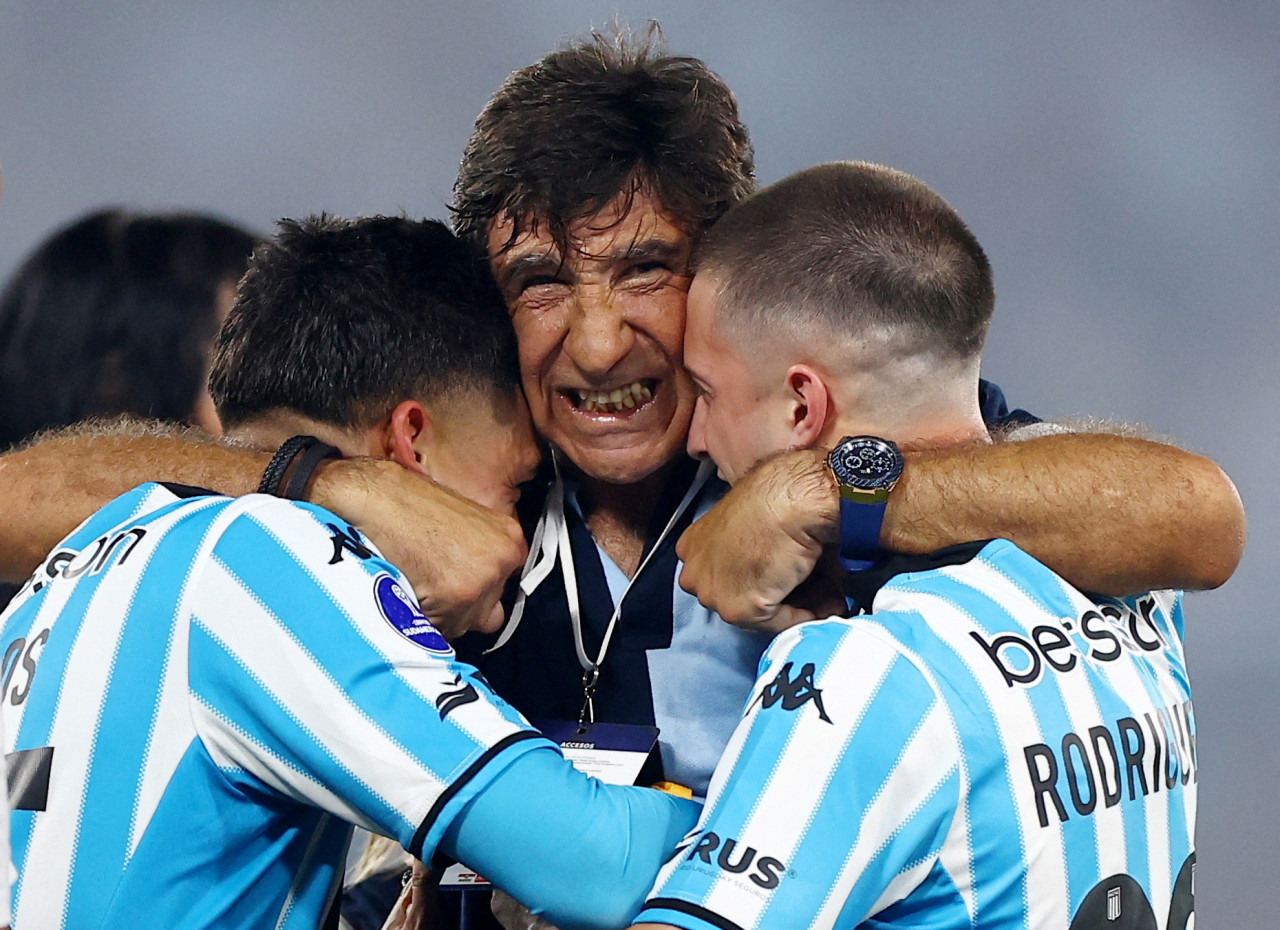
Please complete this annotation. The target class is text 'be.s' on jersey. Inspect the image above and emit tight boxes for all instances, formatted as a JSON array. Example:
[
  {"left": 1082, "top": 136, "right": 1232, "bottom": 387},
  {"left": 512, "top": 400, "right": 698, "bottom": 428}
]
[
  {"left": 639, "top": 539, "right": 1195, "bottom": 930},
  {"left": 1, "top": 483, "right": 552, "bottom": 930}
]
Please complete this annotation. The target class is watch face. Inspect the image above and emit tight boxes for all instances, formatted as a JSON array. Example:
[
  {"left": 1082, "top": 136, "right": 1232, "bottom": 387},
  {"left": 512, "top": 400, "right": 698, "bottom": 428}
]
[{"left": 828, "top": 436, "right": 904, "bottom": 491}]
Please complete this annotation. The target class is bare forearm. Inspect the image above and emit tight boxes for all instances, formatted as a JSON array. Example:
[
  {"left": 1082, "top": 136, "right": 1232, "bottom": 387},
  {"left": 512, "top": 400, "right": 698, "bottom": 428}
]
[
  {"left": 0, "top": 419, "right": 267, "bottom": 580},
  {"left": 0, "top": 420, "right": 527, "bottom": 636},
  {"left": 679, "top": 431, "right": 1244, "bottom": 632},
  {"left": 884, "top": 432, "right": 1246, "bottom": 594}
]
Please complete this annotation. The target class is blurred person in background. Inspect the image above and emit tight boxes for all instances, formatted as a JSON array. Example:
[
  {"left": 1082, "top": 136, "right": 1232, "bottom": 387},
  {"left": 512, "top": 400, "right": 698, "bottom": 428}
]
[
  {"left": 0, "top": 207, "right": 257, "bottom": 448},
  {"left": 0, "top": 207, "right": 255, "bottom": 611}
]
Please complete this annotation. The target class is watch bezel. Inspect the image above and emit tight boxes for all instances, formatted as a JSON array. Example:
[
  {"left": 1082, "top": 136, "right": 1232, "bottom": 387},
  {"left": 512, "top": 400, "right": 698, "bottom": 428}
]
[{"left": 826, "top": 435, "right": 904, "bottom": 492}]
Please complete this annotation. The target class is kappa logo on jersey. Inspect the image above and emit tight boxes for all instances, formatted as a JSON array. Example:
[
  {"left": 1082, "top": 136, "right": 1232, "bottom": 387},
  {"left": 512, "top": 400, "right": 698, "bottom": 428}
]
[
  {"left": 374, "top": 573, "right": 452, "bottom": 655},
  {"left": 748, "top": 661, "right": 832, "bottom": 723},
  {"left": 328, "top": 523, "right": 374, "bottom": 564},
  {"left": 435, "top": 674, "right": 479, "bottom": 720}
]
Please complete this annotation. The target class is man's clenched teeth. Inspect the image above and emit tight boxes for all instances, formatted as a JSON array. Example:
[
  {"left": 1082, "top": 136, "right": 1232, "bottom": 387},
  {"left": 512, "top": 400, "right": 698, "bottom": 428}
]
[{"left": 571, "top": 380, "right": 654, "bottom": 413}]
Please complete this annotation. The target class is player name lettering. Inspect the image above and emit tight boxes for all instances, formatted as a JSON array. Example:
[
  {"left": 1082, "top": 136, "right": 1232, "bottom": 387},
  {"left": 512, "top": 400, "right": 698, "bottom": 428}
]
[
  {"left": 21, "top": 526, "right": 148, "bottom": 598},
  {"left": 1023, "top": 698, "right": 1196, "bottom": 828},
  {"left": 971, "top": 594, "right": 1166, "bottom": 689}
]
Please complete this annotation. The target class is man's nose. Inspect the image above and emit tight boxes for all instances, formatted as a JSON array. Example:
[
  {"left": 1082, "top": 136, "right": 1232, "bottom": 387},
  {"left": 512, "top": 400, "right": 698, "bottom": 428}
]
[
  {"left": 686, "top": 397, "right": 709, "bottom": 459},
  {"left": 563, "top": 290, "right": 635, "bottom": 379}
]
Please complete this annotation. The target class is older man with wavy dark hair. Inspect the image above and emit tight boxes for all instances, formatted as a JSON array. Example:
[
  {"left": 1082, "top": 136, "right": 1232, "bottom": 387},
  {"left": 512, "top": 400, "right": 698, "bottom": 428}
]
[{"left": 447, "top": 26, "right": 1240, "bottom": 808}]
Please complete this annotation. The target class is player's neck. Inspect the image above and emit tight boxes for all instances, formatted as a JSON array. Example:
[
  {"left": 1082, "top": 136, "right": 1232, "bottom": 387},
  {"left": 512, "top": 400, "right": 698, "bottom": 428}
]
[
  {"left": 227, "top": 411, "right": 371, "bottom": 459},
  {"left": 825, "top": 384, "right": 990, "bottom": 450},
  {"left": 575, "top": 460, "right": 681, "bottom": 578}
]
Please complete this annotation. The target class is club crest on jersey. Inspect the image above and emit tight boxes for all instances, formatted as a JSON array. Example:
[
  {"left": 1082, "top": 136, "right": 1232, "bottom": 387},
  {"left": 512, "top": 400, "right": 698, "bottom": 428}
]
[{"left": 374, "top": 573, "right": 452, "bottom": 655}]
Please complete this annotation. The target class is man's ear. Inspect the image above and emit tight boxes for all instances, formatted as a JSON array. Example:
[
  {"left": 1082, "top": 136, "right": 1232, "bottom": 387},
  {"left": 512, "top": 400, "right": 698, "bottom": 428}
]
[
  {"left": 383, "top": 400, "right": 434, "bottom": 476},
  {"left": 785, "top": 364, "right": 830, "bottom": 450}
]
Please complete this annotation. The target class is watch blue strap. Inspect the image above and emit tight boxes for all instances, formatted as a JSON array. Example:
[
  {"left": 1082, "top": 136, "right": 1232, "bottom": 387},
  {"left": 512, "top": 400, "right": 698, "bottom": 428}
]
[{"left": 837, "top": 488, "right": 888, "bottom": 572}]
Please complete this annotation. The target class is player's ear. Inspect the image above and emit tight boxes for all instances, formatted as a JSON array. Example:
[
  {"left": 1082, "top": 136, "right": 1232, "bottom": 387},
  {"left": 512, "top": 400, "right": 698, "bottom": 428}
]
[
  {"left": 384, "top": 400, "right": 434, "bottom": 476},
  {"left": 784, "top": 364, "right": 830, "bottom": 450}
]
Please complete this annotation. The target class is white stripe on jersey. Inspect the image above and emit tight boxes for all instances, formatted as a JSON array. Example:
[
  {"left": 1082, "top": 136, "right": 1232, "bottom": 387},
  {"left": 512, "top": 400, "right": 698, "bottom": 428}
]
[
  {"left": 191, "top": 556, "right": 448, "bottom": 826},
  {"left": 127, "top": 496, "right": 234, "bottom": 857},
  {"left": 843, "top": 629, "right": 977, "bottom": 924},
  {"left": 127, "top": 592, "right": 192, "bottom": 858},
  {"left": 14, "top": 497, "right": 210, "bottom": 929},
  {"left": 817, "top": 687, "right": 961, "bottom": 927},
  {"left": 247, "top": 503, "right": 533, "bottom": 752},
  {"left": 190, "top": 697, "right": 362, "bottom": 824},
  {"left": 869, "top": 586, "right": 1072, "bottom": 928},
  {"left": 696, "top": 629, "right": 897, "bottom": 924}
]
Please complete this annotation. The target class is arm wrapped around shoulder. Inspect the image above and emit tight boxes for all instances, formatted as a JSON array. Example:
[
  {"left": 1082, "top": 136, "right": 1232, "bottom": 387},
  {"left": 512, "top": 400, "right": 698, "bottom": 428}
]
[{"left": 439, "top": 747, "right": 701, "bottom": 930}]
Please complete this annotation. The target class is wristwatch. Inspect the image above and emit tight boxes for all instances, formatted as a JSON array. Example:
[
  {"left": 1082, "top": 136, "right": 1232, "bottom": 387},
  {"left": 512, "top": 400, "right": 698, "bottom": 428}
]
[{"left": 826, "top": 435, "right": 904, "bottom": 570}]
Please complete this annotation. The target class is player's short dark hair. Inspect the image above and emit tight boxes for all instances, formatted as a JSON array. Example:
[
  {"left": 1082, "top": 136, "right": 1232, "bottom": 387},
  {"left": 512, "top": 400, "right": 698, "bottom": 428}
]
[
  {"left": 452, "top": 23, "right": 755, "bottom": 255},
  {"left": 209, "top": 215, "right": 520, "bottom": 430},
  {"left": 0, "top": 208, "right": 256, "bottom": 449},
  {"left": 696, "top": 161, "right": 995, "bottom": 359}
]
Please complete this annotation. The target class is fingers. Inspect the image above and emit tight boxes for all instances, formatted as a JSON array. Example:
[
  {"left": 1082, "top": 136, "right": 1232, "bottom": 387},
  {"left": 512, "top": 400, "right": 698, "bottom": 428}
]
[
  {"left": 479, "top": 600, "right": 507, "bottom": 636},
  {"left": 421, "top": 578, "right": 502, "bottom": 641},
  {"left": 759, "top": 605, "right": 819, "bottom": 635},
  {"left": 419, "top": 516, "right": 521, "bottom": 638}
]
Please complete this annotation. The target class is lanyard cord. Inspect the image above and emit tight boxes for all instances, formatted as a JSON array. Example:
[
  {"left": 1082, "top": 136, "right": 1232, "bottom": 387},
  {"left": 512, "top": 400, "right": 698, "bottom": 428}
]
[{"left": 487, "top": 452, "right": 716, "bottom": 724}]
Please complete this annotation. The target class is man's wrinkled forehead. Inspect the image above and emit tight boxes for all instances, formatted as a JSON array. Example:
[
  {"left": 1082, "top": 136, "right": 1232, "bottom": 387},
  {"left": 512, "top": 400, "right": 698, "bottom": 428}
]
[{"left": 487, "top": 187, "right": 692, "bottom": 259}]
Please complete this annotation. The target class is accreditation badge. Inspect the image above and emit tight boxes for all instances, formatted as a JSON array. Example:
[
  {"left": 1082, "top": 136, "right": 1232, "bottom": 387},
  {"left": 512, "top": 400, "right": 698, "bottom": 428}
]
[{"left": 533, "top": 720, "right": 660, "bottom": 786}]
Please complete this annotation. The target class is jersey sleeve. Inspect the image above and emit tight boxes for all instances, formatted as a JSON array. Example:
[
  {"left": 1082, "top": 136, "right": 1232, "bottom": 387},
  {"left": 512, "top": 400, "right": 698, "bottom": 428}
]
[
  {"left": 441, "top": 748, "right": 701, "bottom": 930},
  {"left": 637, "top": 618, "right": 962, "bottom": 930},
  {"left": 184, "top": 495, "right": 555, "bottom": 863}
]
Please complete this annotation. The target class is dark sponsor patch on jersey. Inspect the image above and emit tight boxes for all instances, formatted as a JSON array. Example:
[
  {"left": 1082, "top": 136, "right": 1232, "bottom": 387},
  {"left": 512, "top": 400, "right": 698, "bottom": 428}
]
[
  {"left": 374, "top": 573, "right": 451, "bottom": 655},
  {"left": 684, "top": 831, "right": 787, "bottom": 891},
  {"left": 1068, "top": 873, "right": 1154, "bottom": 928},
  {"left": 6, "top": 746, "right": 54, "bottom": 811},
  {"left": 971, "top": 594, "right": 1168, "bottom": 690}
]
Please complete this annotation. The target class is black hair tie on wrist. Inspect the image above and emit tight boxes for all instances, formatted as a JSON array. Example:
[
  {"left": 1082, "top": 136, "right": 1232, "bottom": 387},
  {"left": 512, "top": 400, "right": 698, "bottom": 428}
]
[
  {"left": 257, "top": 435, "right": 342, "bottom": 500},
  {"left": 281, "top": 437, "right": 342, "bottom": 500}
]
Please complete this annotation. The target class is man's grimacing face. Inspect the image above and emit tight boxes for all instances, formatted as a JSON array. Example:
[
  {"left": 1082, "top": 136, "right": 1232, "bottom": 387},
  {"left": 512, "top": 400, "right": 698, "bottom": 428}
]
[{"left": 486, "top": 190, "right": 698, "bottom": 486}]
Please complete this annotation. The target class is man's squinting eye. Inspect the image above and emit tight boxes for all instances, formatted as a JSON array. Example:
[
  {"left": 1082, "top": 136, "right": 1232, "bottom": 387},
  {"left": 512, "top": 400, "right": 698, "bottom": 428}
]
[{"left": 521, "top": 275, "right": 567, "bottom": 292}]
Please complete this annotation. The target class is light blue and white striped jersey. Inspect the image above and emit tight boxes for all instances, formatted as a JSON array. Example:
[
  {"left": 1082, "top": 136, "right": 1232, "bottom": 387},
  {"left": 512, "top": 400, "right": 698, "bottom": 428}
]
[
  {"left": 1, "top": 483, "right": 553, "bottom": 930},
  {"left": 638, "top": 539, "right": 1195, "bottom": 930},
  {"left": 0, "top": 711, "right": 9, "bottom": 929}
]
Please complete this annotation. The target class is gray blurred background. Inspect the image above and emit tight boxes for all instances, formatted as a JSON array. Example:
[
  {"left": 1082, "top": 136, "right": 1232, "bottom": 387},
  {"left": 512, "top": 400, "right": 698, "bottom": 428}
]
[{"left": 2, "top": 1, "right": 1275, "bottom": 923}]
